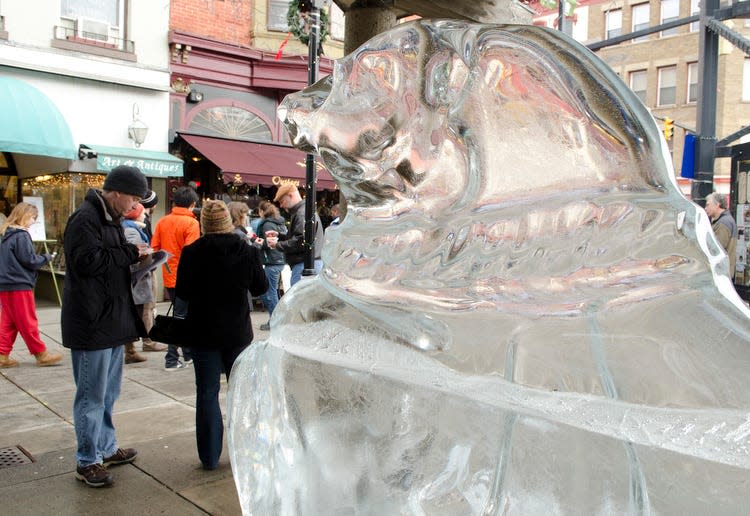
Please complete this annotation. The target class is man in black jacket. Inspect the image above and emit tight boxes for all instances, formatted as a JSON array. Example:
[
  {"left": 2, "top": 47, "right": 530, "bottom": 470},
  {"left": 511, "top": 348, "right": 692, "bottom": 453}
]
[
  {"left": 268, "top": 183, "right": 324, "bottom": 286},
  {"left": 62, "top": 165, "right": 149, "bottom": 488}
]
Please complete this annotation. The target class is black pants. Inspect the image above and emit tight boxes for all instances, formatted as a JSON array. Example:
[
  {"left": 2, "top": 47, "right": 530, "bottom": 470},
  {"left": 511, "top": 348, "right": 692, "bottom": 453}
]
[{"left": 192, "top": 344, "right": 247, "bottom": 469}]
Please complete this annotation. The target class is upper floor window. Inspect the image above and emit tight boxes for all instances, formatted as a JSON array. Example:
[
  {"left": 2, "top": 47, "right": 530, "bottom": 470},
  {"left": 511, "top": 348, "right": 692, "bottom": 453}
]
[
  {"left": 632, "top": 3, "right": 650, "bottom": 42},
  {"left": 657, "top": 65, "right": 677, "bottom": 106},
  {"left": 660, "top": 0, "right": 680, "bottom": 37},
  {"left": 630, "top": 69, "right": 648, "bottom": 104},
  {"left": 687, "top": 62, "right": 698, "bottom": 103},
  {"left": 62, "top": 0, "right": 122, "bottom": 38},
  {"left": 268, "top": 0, "right": 291, "bottom": 32},
  {"left": 57, "top": 0, "right": 131, "bottom": 53},
  {"left": 691, "top": 0, "right": 700, "bottom": 32},
  {"left": 605, "top": 9, "right": 622, "bottom": 39},
  {"left": 330, "top": 3, "right": 345, "bottom": 41},
  {"left": 62, "top": 0, "right": 118, "bottom": 25}
]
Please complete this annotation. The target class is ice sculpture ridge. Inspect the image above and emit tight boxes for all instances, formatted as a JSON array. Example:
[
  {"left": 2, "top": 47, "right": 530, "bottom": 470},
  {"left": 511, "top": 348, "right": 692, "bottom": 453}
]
[{"left": 229, "top": 20, "right": 750, "bottom": 515}]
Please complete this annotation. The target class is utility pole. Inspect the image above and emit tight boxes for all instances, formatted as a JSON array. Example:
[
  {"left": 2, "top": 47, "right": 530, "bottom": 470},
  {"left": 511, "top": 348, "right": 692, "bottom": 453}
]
[
  {"left": 692, "top": 0, "right": 720, "bottom": 206},
  {"left": 302, "top": 0, "right": 326, "bottom": 276},
  {"left": 554, "top": 0, "right": 572, "bottom": 35}
]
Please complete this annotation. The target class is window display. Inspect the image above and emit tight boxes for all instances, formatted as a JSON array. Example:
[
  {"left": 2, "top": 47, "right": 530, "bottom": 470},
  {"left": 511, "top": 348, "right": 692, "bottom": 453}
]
[
  {"left": 735, "top": 197, "right": 750, "bottom": 287},
  {"left": 22, "top": 173, "right": 105, "bottom": 273},
  {"left": 730, "top": 148, "right": 750, "bottom": 299}
]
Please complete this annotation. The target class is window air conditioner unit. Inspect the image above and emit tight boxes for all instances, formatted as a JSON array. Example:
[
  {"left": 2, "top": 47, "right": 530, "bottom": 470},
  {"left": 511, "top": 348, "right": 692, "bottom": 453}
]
[{"left": 75, "top": 17, "right": 114, "bottom": 44}]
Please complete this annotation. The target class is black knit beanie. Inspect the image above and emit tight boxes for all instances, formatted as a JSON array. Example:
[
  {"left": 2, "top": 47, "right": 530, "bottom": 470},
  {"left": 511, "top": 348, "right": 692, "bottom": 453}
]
[
  {"left": 103, "top": 165, "right": 148, "bottom": 198},
  {"left": 141, "top": 190, "right": 158, "bottom": 208}
]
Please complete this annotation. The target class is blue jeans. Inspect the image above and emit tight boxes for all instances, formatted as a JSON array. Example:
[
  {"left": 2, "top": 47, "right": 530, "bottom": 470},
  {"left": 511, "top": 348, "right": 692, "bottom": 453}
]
[
  {"left": 71, "top": 346, "right": 124, "bottom": 467},
  {"left": 192, "top": 345, "right": 248, "bottom": 469},
  {"left": 165, "top": 288, "right": 192, "bottom": 367},
  {"left": 260, "top": 264, "right": 284, "bottom": 316},
  {"left": 290, "top": 259, "right": 323, "bottom": 286}
]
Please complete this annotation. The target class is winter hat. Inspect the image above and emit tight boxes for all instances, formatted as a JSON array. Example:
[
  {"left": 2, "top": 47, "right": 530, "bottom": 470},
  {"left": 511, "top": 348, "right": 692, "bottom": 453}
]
[
  {"left": 123, "top": 202, "right": 145, "bottom": 220},
  {"left": 141, "top": 190, "right": 158, "bottom": 209},
  {"left": 200, "top": 199, "right": 234, "bottom": 235},
  {"left": 103, "top": 165, "right": 148, "bottom": 198},
  {"left": 273, "top": 183, "right": 297, "bottom": 202}
]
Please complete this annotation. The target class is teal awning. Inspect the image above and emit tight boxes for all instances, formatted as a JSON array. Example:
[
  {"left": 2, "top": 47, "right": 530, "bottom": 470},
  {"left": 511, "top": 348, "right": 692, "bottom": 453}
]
[
  {"left": 0, "top": 77, "right": 76, "bottom": 160},
  {"left": 81, "top": 144, "right": 183, "bottom": 177}
]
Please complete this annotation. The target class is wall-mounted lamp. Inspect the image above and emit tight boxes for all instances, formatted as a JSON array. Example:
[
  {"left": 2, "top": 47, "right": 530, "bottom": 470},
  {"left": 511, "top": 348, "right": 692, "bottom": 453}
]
[
  {"left": 127, "top": 103, "right": 149, "bottom": 147},
  {"left": 187, "top": 90, "right": 204, "bottom": 103}
]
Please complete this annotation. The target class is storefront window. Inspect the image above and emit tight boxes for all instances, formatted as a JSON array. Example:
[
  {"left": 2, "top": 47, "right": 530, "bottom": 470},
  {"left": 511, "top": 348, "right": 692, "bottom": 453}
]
[
  {"left": 0, "top": 153, "right": 18, "bottom": 217},
  {"left": 21, "top": 173, "right": 105, "bottom": 266}
]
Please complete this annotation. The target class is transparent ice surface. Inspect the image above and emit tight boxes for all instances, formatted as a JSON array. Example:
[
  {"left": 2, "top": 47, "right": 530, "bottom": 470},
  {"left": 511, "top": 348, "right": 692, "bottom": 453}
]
[{"left": 228, "top": 20, "right": 750, "bottom": 515}]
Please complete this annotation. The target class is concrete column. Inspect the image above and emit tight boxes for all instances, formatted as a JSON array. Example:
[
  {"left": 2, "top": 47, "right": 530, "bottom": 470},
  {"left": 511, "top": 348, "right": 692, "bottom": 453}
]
[{"left": 343, "top": 7, "right": 397, "bottom": 55}]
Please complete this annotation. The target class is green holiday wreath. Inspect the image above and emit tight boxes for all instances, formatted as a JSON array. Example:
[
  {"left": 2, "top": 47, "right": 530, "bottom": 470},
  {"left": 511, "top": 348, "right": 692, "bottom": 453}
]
[{"left": 287, "top": 0, "right": 330, "bottom": 46}]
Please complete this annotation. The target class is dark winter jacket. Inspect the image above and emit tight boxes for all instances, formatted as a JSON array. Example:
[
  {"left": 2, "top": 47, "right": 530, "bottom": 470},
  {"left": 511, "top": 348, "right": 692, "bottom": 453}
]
[
  {"left": 0, "top": 227, "right": 51, "bottom": 291},
  {"left": 61, "top": 189, "right": 146, "bottom": 350},
  {"left": 143, "top": 213, "right": 153, "bottom": 241},
  {"left": 258, "top": 216, "right": 287, "bottom": 266},
  {"left": 276, "top": 200, "right": 323, "bottom": 265},
  {"left": 175, "top": 233, "right": 268, "bottom": 350},
  {"left": 232, "top": 225, "right": 261, "bottom": 247}
]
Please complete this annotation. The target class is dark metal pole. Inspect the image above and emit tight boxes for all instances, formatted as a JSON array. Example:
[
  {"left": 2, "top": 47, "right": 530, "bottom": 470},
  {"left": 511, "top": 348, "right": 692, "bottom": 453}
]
[
  {"left": 692, "top": 0, "right": 720, "bottom": 206},
  {"left": 303, "top": 5, "right": 320, "bottom": 276}
]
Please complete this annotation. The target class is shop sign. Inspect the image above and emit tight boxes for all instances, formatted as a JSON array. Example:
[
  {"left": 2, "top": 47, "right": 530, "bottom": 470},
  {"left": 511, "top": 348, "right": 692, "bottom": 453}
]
[
  {"left": 98, "top": 155, "right": 183, "bottom": 177},
  {"left": 272, "top": 174, "right": 336, "bottom": 189},
  {"left": 272, "top": 176, "right": 301, "bottom": 187}
]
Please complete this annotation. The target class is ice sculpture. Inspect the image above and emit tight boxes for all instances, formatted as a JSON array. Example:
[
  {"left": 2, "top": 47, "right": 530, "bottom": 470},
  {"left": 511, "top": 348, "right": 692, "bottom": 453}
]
[{"left": 228, "top": 20, "right": 750, "bottom": 514}]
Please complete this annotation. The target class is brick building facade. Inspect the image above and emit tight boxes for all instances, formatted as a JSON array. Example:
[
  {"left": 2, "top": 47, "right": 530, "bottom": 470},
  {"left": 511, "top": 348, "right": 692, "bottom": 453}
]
[
  {"left": 531, "top": 0, "right": 750, "bottom": 195},
  {"left": 167, "top": 0, "right": 344, "bottom": 199}
]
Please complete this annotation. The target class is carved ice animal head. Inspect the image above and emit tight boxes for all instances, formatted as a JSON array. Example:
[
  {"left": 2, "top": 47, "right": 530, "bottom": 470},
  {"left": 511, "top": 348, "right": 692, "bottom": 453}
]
[{"left": 279, "top": 20, "right": 738, "bottom": 320}]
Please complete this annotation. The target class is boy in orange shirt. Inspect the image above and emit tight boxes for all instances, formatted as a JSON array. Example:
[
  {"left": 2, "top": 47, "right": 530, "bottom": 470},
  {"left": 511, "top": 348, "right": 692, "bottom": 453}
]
[{"left": 151, "top": 186, "right": 200, "bottom": 370}]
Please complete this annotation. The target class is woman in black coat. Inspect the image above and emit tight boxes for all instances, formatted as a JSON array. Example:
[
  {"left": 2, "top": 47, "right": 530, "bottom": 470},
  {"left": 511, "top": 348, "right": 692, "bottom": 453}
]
[{"left": 175, "top": 200, "right": 268, "bottom": 470}]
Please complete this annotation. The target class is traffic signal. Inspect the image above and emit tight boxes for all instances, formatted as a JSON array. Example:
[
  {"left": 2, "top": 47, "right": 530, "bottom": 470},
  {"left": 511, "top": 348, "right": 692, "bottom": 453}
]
[{"left": 663, "top": 117, "right": 674, "bottom": 141}]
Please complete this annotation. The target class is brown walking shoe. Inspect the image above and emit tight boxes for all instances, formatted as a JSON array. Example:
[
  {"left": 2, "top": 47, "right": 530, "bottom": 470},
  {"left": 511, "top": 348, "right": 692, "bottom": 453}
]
[
  {"left": 75, "top": 463, "right": 114, "bottom": 487},
  {"left": 124, "top": 343, "right": 147, "bottom": 364},
  {"left": 33, "top": 350, "right": 63, "bottom": 367},
  {"left": 0, "top": 354, "right": 19, "bottom": 368},
  {"left": 142, "top": 340, "right": 168, "bottom": 352},
  {"left": 103, "top": 447, "right": 137, "bottom": 467}
]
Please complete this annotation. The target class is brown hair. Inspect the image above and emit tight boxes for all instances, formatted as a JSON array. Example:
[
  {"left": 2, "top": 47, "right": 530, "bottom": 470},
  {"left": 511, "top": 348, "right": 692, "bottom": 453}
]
[
  {"left": 227, "top": 201, "right": 250, "bottom": 228},
  {"left": 1, "top": 202, "right": 38, "bottom": 234},
  {"left": 259, "top": 200, "right": 280, "bottom": 219}
]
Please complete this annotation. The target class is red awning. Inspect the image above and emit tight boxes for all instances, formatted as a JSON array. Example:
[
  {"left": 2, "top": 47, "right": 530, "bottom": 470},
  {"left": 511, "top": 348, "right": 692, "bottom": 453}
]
[{"left": 178, "top": 133, "right": 336, "bottom": 190}]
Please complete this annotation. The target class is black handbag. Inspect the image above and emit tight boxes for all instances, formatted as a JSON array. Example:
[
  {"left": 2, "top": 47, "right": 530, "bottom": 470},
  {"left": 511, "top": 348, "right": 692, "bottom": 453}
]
[{"left": 148, "top": 302, "right": 187, "bottom": 346}]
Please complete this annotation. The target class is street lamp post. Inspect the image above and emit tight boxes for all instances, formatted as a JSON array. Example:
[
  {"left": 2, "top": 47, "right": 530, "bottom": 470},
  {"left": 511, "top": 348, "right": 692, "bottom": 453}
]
[{"left": 302, "top": 0, "right": 325, "bottom": 276}]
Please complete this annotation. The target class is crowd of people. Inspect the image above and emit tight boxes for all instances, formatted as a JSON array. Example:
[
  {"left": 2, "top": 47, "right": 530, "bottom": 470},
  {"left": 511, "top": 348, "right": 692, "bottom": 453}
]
[
  {"left": 0, "top": 164, "right": 332, "bottom": 487},
  {"left": 0, "top": 162, "right": 744, "bottom": 487},
  {"left": 1, "top": 158, "right": 745, "bottom": 489}
]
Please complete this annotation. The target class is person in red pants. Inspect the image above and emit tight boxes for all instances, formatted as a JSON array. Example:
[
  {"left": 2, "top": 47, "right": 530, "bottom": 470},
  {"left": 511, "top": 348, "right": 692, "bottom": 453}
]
[{"left": 0, "top": 202, "right": 62, "bottom": 368}]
